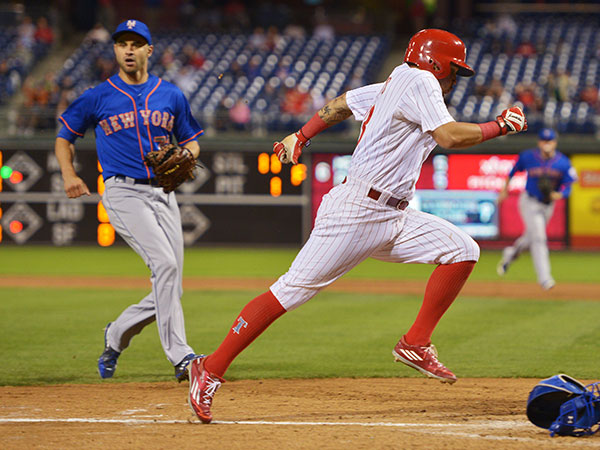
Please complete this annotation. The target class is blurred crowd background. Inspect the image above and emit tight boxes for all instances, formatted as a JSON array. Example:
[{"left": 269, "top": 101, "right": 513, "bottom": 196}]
[{"left": 1, "top": 0, "right": 600, "bottom": 138}]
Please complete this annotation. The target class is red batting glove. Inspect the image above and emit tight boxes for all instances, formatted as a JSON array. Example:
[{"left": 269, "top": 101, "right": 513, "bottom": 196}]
[
  {"left": 496, "top": 106, "right": 527, "bottom": 135},
  {"left": 273, "top": 130, "right": 310, "bottom": 165}
]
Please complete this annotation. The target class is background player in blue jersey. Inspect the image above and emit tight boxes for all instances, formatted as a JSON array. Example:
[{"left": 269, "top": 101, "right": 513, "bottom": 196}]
[
  {"left": 54, "top": 20, "right": 202, "bottom": 381},
  {"left": 497, "top": 128, "right": 577, "bottom": 289}
]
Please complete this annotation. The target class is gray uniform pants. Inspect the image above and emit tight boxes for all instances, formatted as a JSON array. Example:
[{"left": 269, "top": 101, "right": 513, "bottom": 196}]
[
  {"left": 503, "top": 192, "right": 555, "bottom": 286},
  {"left": 102, "top": 176, "right": 194, "bottom": 365}
]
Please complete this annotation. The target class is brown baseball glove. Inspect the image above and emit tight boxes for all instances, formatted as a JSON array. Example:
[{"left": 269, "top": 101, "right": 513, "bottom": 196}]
[
  {"left": 144, "top": 143, "right": 196, "bottom": 193},
  {"left": 537, "top": 175, "right": 555, "bottom": 204}
]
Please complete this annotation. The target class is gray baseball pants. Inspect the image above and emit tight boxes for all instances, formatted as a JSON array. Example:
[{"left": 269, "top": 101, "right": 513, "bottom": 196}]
[
  {"left": 101, "top": 176, "right": 194, "bottom": 365},
  {"left": 502, "top": 192, "right": 555, "bottom": 287}
]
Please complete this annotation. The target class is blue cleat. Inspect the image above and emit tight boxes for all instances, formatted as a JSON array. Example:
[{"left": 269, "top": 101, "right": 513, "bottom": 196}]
[
  {"left": 174, "top": 353, "right": 202, "bottom": 382},
  {"left": 98, "top": 323, "right": 120, "bottom": 379}
]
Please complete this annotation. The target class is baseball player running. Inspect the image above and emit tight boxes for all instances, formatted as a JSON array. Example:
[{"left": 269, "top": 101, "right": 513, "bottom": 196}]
[
  {"left": 55, "top": 20, "right": 202, "bottom": 381},
  {"left": 497, "top": 128, "right": 576, "bottom": 290},
  {"left": 188, "top": 28, "right": 527, "bottom": 423}
]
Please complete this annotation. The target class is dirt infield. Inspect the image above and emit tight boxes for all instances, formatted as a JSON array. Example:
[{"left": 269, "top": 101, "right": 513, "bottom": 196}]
[
  {"left": 2, "top": 276, "right": 599, "bottom": 448},
  {"left": 2, "top": 379, "right": 600, "bottom": 449}
]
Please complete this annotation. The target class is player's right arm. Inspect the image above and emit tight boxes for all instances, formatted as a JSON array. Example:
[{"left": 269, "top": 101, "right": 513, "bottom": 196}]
[
  {"left": 497, "top": 152, "right": 525, "bottom": 203},
  {"left": 55, "top": 88, "right": 95, "bottom": 197},
  {"left": 274, "top": 93, "right": 352, "bottom": 164},
  {"left": 55, "top": 137, "right": 91, "bottom": 198},
  {"left": 497, "top": 176, "right": 511, "bottom": 203},
  {"left": 274, "top": 81, "right": 384, "bottom": 164},
  {"left": 317, "top": 93, "right": 353, "bottom": 125}
]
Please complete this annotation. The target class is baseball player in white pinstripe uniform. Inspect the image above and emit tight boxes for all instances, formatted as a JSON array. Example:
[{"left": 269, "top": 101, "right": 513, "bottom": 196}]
[{"left": 187, "top": 29, "right": 528, "bottom": 423}]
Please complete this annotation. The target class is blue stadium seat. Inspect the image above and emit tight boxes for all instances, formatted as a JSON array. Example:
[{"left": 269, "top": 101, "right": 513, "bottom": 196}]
[
  {"left": 453, "top": 15, "right": 600, "bottom": 133},
  {"left": 56, "top": 30, "right": 388, "bottom": 134}
]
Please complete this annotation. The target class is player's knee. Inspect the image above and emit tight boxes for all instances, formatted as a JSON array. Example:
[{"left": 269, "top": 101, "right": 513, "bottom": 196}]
[
  {"left": 270, "top": 278, "right": 319, "bottom": 312},
  {"left": 462, "top": 236, "right": 480, "bottom": 262},
  {"left": 531, "top": 237, "right": 547, "bottom": 246},
  {"left": 153, "top": 256, "right": 178, "bottom": 279}
]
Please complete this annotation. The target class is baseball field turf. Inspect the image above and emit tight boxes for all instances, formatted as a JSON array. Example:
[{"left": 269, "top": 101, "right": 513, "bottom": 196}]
[{"left": 0, "top": 246, "right": 598, "bottom": 386}]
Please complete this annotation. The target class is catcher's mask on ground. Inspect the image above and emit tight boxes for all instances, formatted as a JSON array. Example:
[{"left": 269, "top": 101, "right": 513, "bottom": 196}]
[
  {"left": 404, "top": 28, "right": 475, "bottom": 80},
  {"left": 526, "top": 374, "right": 600, "bottom": 436},
  {"left": 548, "top": 382, "right": 600, "bottom": 437}
]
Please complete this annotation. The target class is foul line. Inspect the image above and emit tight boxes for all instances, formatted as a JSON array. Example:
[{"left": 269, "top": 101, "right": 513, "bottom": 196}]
[
  {"left": 0, "top": 418, "right": 528, "bottom": 427},
  {"left": 2, "top": 417, "right": 600, "bottom": 446}
]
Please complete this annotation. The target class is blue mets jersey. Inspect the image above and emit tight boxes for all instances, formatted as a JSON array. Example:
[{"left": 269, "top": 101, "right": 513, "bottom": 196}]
[
  {"left": 57, "top": 74, "right": 203, "bottom": 180},
  {"left": 509, "top": 148, "right": 577, "bottom": 202}
]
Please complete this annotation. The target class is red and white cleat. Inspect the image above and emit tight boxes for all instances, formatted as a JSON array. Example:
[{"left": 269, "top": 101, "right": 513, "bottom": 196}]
[
  {"left": 188, "top": 356, "right": 225, "bottom": 423},
  {"left": 393, "top": 337, "right": 457, "bottom": 384}
]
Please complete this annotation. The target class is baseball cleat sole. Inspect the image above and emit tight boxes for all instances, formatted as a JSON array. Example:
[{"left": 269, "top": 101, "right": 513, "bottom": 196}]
[{"left": 393, "top": 350, "right": 457, "bottom": 384}]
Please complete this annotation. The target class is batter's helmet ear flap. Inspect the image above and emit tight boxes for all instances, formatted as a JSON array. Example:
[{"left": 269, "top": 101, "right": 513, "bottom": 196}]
[
  {"left": 404, "top": 29, "right": 475, "bottom": 79},
  {"left": 548, "top": 383, "right": 600, "bottom": 437},
  {"left": 526, "top": 374, "right": 588, "bottom": 429}
]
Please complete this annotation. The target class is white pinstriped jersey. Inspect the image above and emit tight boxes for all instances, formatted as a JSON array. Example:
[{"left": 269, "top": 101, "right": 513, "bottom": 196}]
[
  {"left": 345, "top": 63, "right": 455, "bottom": 201},
  {"left": 269, "top": 63, "right": 480, "bottom": 312}
]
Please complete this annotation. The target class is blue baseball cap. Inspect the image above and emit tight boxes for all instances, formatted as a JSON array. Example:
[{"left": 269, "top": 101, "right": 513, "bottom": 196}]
[
  {"left": 112, "top": 20, "right": 152, "bottom": 45},
  {"left": 538, "top": 128, "right": 556, "bottom": 141}
]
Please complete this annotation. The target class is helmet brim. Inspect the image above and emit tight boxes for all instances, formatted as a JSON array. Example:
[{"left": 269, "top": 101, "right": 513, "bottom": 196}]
[{"left": 452, "top": 61, "right": 475, "bottom": 77}]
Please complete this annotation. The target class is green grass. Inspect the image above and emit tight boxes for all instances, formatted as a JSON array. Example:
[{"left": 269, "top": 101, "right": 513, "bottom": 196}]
[
  {"left": 0, "top": 246, "right": 599, "bottom": 386},
  {"left": 1, "top": 246, "right": 599, "bottom": 282},
  {"left": 1, "top": 284, "right": 599, "bottom": 385}
]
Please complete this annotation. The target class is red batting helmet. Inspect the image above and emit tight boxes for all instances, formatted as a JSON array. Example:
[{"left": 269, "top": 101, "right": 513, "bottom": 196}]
[{"left": 404, "top": 29, "right": 475, "bottom": 79}]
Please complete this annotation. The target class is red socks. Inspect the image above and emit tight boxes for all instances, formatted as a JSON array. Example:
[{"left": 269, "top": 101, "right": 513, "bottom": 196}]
[
  {"left": 203, "top": 262, "right": 475, "bottom": 375},
  {"left": 404, "top": 261, "right": 476, "bottom": 346},
  {"left": 204, "top": 290, "right": 286, "bottom": 377}
]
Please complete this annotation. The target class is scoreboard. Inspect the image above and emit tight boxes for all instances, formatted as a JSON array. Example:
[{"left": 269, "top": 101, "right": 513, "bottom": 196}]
[
  {"left": 0, "top": 146, "right": 311, "bottom": 246},
  {"left": 0, "top": 141, "right": 572, "bottom": 248}
]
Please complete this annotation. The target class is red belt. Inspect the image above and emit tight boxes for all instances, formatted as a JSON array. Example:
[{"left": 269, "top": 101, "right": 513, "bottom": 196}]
[{"left": 367, "top": 188, "right": 409, "bottom": 210}]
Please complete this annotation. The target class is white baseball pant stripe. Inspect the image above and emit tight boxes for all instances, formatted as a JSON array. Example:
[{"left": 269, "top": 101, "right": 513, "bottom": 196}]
[
  {"left": 271, "top": 177, "right": 480, "bottom": 311},
  {"left": 102, "top": 177, "right": 194, "bottom": 365}
]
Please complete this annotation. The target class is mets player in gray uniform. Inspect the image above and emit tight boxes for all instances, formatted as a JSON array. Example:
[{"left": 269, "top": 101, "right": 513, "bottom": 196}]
[
  {"left": 54, "top": 20, "right": 202, "bottom": 381},
  {"left": 187, "top": 29, "right": 528, "bottom": 424},
  {"left": 496, "top": 128, "right": 577, "bottom": 290}
]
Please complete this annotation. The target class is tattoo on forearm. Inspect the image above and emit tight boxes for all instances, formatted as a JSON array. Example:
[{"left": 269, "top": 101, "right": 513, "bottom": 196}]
[{"left": 318, "top": 96, "right": 352, "bottom": 125}]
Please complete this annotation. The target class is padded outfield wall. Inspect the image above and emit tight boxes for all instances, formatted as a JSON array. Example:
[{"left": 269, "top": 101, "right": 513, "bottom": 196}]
[{"left": 0, "top": 134, "right": 599, "bottom": 249}]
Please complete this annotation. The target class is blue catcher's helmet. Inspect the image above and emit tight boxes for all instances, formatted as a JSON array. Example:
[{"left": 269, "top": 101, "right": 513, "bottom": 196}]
[
  {"left": 527, "top": 374, "right": 600, "bottom": 437},
  {"left": 549, "top": 382, "right": 600, "bottom": 437},
  {"left": 526, "top": 374, "right": 587, "bottom": 429}
]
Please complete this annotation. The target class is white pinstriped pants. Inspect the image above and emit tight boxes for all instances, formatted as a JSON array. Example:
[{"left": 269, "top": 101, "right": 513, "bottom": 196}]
[{"left": 271, "top": 177, "right": 481, "bottom": 311}]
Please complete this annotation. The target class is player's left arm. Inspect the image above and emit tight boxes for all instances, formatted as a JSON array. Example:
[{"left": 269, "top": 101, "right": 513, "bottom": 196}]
[
  {"left": 432, "top": 106, "right": 527, "bottom": 149},
  {"left": 182, "top": 140, "right": 200, "bottom": 159},
  {"left": 552, "top": 164, "right": 578, "bottom": 201},
  {"left": 432, "top": 121, "right": 489, "bottom": 149},
  {"left": 172, "top": 88, "right": 203, "bottom": 159}
]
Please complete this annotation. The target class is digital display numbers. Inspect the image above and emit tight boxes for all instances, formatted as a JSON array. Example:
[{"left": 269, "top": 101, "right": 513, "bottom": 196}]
[
  {"left": 0, "top": 148, "right": 307, "bottom": 246},
  {"left": 0, "top": 147, "right": 573, "bottom": 246}
]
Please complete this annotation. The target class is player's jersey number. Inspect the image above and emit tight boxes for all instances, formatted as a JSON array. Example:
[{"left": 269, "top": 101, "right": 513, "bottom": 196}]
[
  {"left": 357, "top": 76, "right": 392, "bottom": 145},
  {"left": 357, "top": 105, "right": 375, "bottom": 145}
]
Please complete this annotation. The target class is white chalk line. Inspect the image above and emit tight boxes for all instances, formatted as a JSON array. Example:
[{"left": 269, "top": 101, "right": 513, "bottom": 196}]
[
  {"left": 0, "top": 418, "right": 526, "bottom": 427},
  {"left": 1, "top": 417, "right": 599, "bottom": 447}
]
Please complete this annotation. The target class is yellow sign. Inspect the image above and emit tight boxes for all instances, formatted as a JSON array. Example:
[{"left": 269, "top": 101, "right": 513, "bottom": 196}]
[{"left": 570, "top": 155, "right": 600, "bottom": 248}]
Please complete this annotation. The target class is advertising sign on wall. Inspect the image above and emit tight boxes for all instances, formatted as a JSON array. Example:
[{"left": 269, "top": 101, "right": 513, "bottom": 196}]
[{"left": 569, "top": 154, "right": 600, "bottom": 248}]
